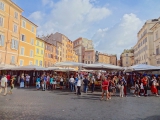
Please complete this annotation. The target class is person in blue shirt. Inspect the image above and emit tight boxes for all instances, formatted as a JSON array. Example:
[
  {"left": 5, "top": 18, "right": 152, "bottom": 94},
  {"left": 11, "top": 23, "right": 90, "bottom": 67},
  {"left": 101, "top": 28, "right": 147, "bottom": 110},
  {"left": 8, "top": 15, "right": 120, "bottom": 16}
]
[
  {"left": 74, "top": 76, "right": 79, "bottom": 94},
  {"left": 50, "top": 75, "right": 54, "bottom": 90},
  {"left": 36, "top": 76, "right": 41, "bottom": 90},
  {"left": 42, "top": 75, "right": 47, "bottom": 91}
]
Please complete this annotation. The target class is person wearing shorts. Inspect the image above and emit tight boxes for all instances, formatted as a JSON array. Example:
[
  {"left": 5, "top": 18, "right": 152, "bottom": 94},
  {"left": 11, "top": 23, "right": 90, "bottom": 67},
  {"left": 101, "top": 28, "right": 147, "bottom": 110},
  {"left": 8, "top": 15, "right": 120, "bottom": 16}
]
[{"left": 101, "top": 77, "right": 109, "bottom": 101}]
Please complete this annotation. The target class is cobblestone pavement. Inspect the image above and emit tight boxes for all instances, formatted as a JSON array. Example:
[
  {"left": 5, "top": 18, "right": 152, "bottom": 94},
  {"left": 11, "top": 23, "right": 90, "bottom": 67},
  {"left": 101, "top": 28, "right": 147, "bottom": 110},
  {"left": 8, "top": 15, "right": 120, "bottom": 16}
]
[{"left": 0, "top": 87, "right": 160, "bottom": 120}]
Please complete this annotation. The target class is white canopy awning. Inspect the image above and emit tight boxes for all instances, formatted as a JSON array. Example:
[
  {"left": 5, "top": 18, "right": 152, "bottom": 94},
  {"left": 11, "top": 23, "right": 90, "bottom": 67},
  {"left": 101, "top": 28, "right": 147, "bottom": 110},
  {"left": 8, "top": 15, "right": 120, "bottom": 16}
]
[
  {"left": 0, "top": 64, "right": 17, "bottom": 70},
  {"left": 10, "top": 65, "right": 47, "bottom": 71},
  {"left": 46, "top": 67, "right": 60, "bottom": 71},
  {"left": 54, "top": 61, "right": 84, "bottom": 67},
  {"left": 83, "top": 63, "right": 123, "bottom": 71},
  {"left": 125, "top": 64, "right": 160, "bottom": 72}
]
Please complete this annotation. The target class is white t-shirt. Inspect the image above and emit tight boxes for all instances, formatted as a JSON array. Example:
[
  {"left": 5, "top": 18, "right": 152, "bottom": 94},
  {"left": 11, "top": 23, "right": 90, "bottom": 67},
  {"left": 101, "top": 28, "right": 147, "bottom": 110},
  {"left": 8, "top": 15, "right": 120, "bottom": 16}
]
[
  {"left": 60, "top": 78, "right": 63, "bottom": 82},
  {"left": 26, "top": 75, "right": 30, "bottom": 82},
  {"left": 1, "top": 77, "right": 7, "bottom": 87},
  {"left": 77, "top": 79, "right": 81, "bottom": 86},
  {"left": 69, "top": 78, "right": 74, "bottom": 83}
]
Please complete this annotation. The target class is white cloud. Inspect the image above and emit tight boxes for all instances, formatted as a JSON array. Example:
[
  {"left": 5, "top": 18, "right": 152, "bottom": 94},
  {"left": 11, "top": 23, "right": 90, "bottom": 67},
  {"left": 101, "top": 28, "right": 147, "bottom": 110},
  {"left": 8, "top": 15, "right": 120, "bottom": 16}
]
[
  {"left": 42, "top": 0, "right": 54, "bottom": 7},
  {"left": 28, "top": 0, "right": 111, "bottom": 39},
  {"left": 92, "top": 13, "right": 144, "bottom": 59},
  {"left": 29, "top": 11, "right": 44, "bottom": 22}
]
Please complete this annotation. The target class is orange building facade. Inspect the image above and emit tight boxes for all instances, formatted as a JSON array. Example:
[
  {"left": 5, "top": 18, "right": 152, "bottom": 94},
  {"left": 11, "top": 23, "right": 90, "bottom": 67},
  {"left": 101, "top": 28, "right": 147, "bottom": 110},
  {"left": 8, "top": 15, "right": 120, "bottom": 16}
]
[
  {"left": 0, "top": 0, "right": 23, "bottom": 65},
  {"left": 18, "top": 16, "right": 37, "bottom": 66},
  {"left": 44, "top": 41, "right": 56, "bottom": 67}
]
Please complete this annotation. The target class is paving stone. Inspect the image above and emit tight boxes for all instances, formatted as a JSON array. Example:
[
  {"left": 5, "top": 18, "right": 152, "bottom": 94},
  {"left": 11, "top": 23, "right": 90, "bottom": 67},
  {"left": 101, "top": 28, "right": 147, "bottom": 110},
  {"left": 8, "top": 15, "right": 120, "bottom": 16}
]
[{"left": 0, "top": 87, "right": 159, "bottom": 120}]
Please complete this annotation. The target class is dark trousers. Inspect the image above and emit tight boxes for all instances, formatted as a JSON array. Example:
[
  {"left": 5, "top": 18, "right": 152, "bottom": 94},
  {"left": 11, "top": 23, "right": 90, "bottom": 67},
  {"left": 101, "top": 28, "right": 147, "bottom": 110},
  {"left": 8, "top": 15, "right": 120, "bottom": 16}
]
[
  {"left": 91, "top": 83, "right": 95, "bottom": 92},
  {"left": 144, "top": 85, "right": 147, "bottom": 95},
  {"left": 77, "top": 86, "right": 81, "bottom": 95}
]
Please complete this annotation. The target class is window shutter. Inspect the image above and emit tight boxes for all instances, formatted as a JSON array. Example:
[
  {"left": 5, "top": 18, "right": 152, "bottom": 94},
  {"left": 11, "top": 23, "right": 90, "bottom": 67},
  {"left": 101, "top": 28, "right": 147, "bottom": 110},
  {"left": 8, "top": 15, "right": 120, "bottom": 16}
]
[
  {"left": 16, "top": 40, "right": 18, "bottom": 50},
  {"left": 1, "top": 35, "right": 4, "bottom": 46},
  {"left": 11, "top": 39, "right": 13, "bottom": 49},
  {"left": 2, "top": 3, "right": 4, "bottom": 10},
  {"left": 24, "top": 35, "right": 26, "bottom": 41}
]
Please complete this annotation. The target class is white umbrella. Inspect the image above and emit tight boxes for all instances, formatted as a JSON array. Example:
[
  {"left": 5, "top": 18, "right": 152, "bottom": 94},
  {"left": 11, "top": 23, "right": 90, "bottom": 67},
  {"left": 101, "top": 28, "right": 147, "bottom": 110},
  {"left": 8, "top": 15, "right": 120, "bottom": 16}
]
[
  {"left": 46, "top": 67, "right": 59, "bottom": 71},
  {"left": 125, "top": 64, "right": 160, "bottom": 72},
  {"left": 10, "top": 65, "right": 47, "bottom": 71},
  {"left": 0, "top": 64, "right": 17, "bottom": 70},
  {"left": 83, "top": 63, "right": 123, "bottom": 71},
  {"left": 54, "top": 61, "right": 84, "bottom": 67}
]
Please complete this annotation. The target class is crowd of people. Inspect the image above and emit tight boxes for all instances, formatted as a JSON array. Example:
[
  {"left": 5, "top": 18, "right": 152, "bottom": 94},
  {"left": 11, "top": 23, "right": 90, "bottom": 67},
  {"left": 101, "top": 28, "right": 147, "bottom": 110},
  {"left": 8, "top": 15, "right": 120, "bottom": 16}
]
[{"left": 0, "top": 71, "right": 159, "bottom": 99}]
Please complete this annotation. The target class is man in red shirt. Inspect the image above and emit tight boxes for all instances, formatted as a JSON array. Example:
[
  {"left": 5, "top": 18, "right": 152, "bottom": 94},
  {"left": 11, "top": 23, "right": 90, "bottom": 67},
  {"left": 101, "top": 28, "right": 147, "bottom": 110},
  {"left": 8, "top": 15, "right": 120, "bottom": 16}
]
[
  {"left": 101, "top": 77, "right": 109, "bottom": 101},
  {"left": 142, "top": 76, "right": 148, "bottom": 96}
]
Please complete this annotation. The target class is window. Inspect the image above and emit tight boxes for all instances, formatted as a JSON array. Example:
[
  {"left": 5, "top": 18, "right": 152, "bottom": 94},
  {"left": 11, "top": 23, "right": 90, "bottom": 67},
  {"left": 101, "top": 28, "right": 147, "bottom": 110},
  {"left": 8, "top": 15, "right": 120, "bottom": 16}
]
[
  {"left": 11, "top": 39, "right": 18, "bottom": 50},
  {"left": 0, "top": 1, "right": 4, "bottom": 11},
  {"left": 39, "top": 61, "right": 42, "bottom": 66},
  {"left": 14, "top": 12, "right": 18, "bottom": 19},
  {"left": 0, "top": 34, "right": 5, "bottom": 46},
  {"left": 13, "top": 24, "right": 18, "bottom": 33},
  {"left": 31, "top": 26, "right": 34, "bottom": 32},
  {"left": 156, "top": 47, "right": 159, "bottom": 55},
  {"left": 19, "top": 60, "right": 24, "bottom": 66},
  {"left": 22, "top": 20, "right": 26, "bottom": 28},
  {"left": 29, "top": 61, "right": 33, "bottom": 65},
  {"left": 11, "top": 56, "right": 15, "bottom": 64},
  {"left": 41, "top": 50, "right": 43, "bottom": 55},
  {"left": 42, "top": 43, "right": 44, "bottom": 47},
  {"left": 35, "top": 60, "right": 38, "bottom": 66},
  {"left": 126, "top": 61, "right": 128, "bottom": 64},
  {"left": 21, "top": 34, "right": 26, "bottom": 41},
  {"left": 20, "top": 47, "right": 24, "bottom": 55},
  {"left": 37, "top": 41, "right": 39, "bottom": 46},
  {"left": 30, "top": 38, "right": 34, "bottom": 45},
  {"left": 30, "top": 50, "right": 33, "bottom": 57},
  {"left": 0, "top": 16, "right": 3, "bottom": 27},
  {"left": 36, "top": 48, "right": 39, "bottom": 54}
]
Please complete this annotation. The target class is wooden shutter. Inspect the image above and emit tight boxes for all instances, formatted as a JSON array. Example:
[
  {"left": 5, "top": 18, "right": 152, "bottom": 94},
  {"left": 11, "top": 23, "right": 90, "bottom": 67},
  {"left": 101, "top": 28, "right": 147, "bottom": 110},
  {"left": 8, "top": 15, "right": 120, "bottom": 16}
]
[{"left": 1, "top": 35, "right": 4, "bottom": 46}]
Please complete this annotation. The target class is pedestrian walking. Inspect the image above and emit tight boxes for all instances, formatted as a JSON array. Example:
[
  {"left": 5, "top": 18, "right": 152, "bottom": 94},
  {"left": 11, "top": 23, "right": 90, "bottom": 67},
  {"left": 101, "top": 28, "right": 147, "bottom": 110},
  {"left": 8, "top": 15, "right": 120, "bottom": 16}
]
[
  {"left": 91, "top": 76, "right": 95, "bottom": 93},
  {"left": 77, "top": 78, "right": 81, "bottom": 95},
  {"left": 151, "top": 76, "right": 159, "bottom": 96},
  {"left": 134, "top": 77, "right": 140, "bottom": 97},
  {"left": 9, "top": 76, "right": 15, "bottom": 94},
  {"left": 74, "top": 76, "right": 78, "bottom": 93},
  {"left": 0, "top": 75, "right": 8, "bottom": 96},
  {"left": 20, "top": 74, "right": 25, "bottom": 88},
  {"left": 36, "top": 76, "right": 41, "bottom": 90},
  {"left": 142, "top": 76, "right": 148, "bottom": 96},
  {"left": 83, "top": 75, "right": 89, "bottom": 93},
  {"left": 25, "top": 74, "right": 30, "bottom": 88},
  {"left": 60, "top": 76, "right": 64, "bottom": 90},
  {"left": 69, "top": 75, "right": 75, "bottom": 92},
  {"left": 119, "top": 76, "right": 124, "bottom": 98},
  {"left": 101, "top": 77, "right": 109, "bottom": 101}
]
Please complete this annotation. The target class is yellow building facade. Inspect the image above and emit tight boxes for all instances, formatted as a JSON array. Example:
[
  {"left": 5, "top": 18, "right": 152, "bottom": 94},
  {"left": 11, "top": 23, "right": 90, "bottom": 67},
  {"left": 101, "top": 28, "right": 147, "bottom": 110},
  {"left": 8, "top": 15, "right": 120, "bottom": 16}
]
[
  {"left": 98, "top": 53, "right": 110, "bottom": 64},
  {"left": 0, "top": 0, "right": 23, "bottom": 65},
  {"left": 34, "top": 37, "right": 45, "bottom": 67},
  {"left": 18, "top": 16, "right": 37, "bottom": 66}
]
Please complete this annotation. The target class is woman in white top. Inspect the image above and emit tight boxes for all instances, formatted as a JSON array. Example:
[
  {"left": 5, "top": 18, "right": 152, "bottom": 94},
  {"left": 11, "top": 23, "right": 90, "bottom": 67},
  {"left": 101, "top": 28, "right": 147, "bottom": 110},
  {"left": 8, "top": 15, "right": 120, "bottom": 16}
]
[
  {"left": 77, "top": 78, "right": 81, "bottom": 95},
  {"left": 60, "top": 76, "right": 64, "bottom": 90}
]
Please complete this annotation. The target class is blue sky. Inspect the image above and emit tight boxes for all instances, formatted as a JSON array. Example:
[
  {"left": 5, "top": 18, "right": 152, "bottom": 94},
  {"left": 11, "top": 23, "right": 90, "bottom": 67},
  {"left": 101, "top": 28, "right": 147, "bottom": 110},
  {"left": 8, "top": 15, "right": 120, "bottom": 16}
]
[{"left": 13, "top": 0, "right": 160, "bottom": 59}]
